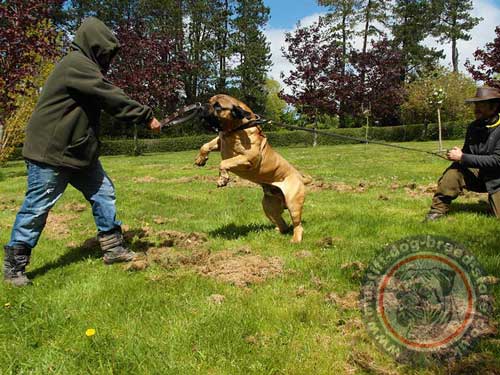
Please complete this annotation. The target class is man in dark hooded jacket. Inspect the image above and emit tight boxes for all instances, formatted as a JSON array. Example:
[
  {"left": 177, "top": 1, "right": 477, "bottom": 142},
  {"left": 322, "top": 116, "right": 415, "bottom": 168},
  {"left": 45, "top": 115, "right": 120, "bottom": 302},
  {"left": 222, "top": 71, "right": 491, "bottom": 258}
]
[{"left": 3, "top": 17, "right": 162, "bottom": 286}]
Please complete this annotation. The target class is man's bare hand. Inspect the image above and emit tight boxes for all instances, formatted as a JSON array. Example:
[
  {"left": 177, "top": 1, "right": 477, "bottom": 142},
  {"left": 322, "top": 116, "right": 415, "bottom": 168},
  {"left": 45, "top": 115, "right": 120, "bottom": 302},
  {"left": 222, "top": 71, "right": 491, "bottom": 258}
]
[
  {"left": 447, "top": 147, "right": 463, "bottom": 162},
  {"left": 149, "top": 117, "right": 162, "bottom": 134}
]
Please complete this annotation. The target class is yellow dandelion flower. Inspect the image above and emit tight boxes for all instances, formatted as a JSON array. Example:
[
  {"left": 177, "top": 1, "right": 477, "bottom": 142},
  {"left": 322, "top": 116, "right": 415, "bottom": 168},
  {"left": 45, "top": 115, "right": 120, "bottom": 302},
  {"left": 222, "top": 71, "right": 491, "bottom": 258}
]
[{"left": 85, "top": 328, "right": 96, "bottom": 337}]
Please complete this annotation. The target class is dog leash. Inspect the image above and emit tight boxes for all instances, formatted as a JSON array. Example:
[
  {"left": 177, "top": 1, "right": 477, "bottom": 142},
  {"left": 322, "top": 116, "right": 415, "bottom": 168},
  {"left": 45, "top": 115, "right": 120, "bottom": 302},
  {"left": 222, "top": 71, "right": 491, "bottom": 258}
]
[
  {"left": 160, "top": 103, "right": 203, "bottom": 129},
  {"left": 159, "top": 103, "right": 449, "bottom": 160},
  {"left": 249, "top": 118, "right": 449, "bottom": 160}
]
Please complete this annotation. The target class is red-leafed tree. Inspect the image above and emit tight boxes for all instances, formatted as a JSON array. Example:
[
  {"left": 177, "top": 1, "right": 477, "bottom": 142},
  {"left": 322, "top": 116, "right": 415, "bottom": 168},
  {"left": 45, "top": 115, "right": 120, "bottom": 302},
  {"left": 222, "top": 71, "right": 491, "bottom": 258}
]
[
  {"left": 107, "top": 22, "right": 193, "bottom": 150},
  {"left": 109, "top": 22, "right": 190, "bottom": 115},
  {"left": 0, "top": 0, "right": 62, "bottom": 126},
  {"left": 280, "top": 19, "right": 355, "bottom": 120},
  {"left": 352, "top": 38, "right": 405, "bottom": 125},
  {"left": 466, "top": 26, "right": 500, "bottom": 89},
  {"left": 281, "top": 17, "right": 405, "bottom": 126}
]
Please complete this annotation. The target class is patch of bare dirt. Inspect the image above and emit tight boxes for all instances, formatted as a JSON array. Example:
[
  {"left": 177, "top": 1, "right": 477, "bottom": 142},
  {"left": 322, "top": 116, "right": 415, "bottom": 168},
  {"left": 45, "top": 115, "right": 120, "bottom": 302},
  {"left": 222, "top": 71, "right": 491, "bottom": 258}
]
[
  {"left": 478, "top": 276, "right": 500, "bottom": 285},
  {"left": 155, "top": 230, "right": 208, "bottom": 249},
  {"left": 45, "top": 213, "right": 79, "bottom": 238},
  {"left": 124, "top": 234, "right": 284, "bottom": 287},
  {"left": 404, "top": 183, "right": 437, "bottom": 198},
  {"left": 295, "top": 250, "right": 313, "bottom": 258},
  {"left": 198, "top": 251, "right": 283, "bottom": 287},
  {"left": 349, "top": 351, "right": 398, "bottom": 375},
  {"left": 208, "top": 294, "right": 225, "bottom": 305},
  {"left": 308, "top": 180, "right": 370, "bottom": 193},
  {"left": 0, "top": 199, "right": 18, "bottom": 212},
  {"left": 63, "top": 202, "right": 87, "bottom": 212},
  {"left": 341, "top": 261, "right": 367, "bottom": 280},
  {"left": 133, "top": 176, "right": 159, "bottom": 183},
  {"left": 153, "top": 216, "right": 178, "bottom": 225},
  {"left": 446, "top": 353, "right": 500, "bottom": 375},
  {"left": 317, "top": 236, "right": 341, "bottom": 248},
  {"left": 325, "top": 291, "right": 359, "bottom": 310}
]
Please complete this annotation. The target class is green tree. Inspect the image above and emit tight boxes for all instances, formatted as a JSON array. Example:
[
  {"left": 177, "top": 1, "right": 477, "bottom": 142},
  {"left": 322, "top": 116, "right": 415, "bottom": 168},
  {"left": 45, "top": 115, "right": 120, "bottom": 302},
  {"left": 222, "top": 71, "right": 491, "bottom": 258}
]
[
  {"left": 232, "top": 0, "right": 271, "bottom": 113},
  {"left": 391, "top": 0, "right": 443, "bottom": 81},
  {"left": 264, "top": 78, "right": 287, "bottom": 122},
  {"left": 433, "top": 0, "right": 482, "bottom": 72},
  {"left": 359, "top": 0, "right": 389, "bottom": 54},
  {"left": 401, "top": 68, "right": 477, "bottom": 124}
]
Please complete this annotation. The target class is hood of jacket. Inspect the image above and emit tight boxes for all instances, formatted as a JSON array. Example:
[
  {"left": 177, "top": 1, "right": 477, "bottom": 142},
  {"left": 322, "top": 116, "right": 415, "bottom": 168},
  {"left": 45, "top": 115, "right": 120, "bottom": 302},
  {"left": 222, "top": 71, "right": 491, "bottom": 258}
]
[{"left": 71, "top": 17, "right": 120, "bottom": 73}]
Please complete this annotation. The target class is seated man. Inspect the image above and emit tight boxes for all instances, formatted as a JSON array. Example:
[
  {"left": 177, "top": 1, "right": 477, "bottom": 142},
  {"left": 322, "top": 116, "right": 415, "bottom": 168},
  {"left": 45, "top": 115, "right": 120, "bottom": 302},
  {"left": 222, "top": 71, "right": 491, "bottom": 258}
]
[{"left": 426, "top": 86, "right": 500, "bottom": 221}]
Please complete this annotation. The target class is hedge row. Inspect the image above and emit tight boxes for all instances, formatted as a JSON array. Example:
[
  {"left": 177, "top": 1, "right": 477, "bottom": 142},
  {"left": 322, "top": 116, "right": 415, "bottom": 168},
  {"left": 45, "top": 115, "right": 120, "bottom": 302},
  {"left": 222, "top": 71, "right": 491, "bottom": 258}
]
[
  {"left": 99, "top": 121, "right": 468, "bottom": 155},
  {"left": 9, "top": 121, "right": 469, "bottom": 159}
]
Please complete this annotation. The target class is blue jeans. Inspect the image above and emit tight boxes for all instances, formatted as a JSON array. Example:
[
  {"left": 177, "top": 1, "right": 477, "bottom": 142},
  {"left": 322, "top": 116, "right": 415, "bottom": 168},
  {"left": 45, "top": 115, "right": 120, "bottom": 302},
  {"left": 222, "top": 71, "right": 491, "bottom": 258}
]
[{"left": 8, "top": 159, "right": 122, "bottom": 249}]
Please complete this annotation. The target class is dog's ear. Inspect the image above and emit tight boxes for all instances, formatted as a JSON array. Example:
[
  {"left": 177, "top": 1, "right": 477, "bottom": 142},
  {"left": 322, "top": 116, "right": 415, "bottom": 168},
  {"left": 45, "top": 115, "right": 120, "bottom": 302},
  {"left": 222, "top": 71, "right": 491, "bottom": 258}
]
[{"left": 231, "top": 105, "right": 252, "bottom": 120}]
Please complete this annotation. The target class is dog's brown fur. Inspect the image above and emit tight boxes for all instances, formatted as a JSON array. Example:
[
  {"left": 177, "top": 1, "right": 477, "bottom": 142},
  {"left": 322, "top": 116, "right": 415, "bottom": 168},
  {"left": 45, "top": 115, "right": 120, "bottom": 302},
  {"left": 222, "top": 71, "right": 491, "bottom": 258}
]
[{"left": 195, "top": 94, "right": 311, "bottom": 243}]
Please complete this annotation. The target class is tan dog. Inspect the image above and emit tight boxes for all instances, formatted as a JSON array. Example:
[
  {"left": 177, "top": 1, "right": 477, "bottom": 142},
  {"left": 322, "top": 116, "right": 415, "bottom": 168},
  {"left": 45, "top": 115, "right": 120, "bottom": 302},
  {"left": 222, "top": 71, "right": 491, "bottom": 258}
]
[{"left": 194, "top": 94, "right": 311, "bottom": 243}]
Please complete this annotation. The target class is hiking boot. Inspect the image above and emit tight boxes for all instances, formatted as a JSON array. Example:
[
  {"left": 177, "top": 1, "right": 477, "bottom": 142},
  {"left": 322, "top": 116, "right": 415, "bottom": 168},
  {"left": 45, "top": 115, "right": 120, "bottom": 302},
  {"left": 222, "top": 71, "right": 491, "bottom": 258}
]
[
  {"left": 3, "top": 245, "right": 32, "bottom": 287},
  {"left": 97, "top": 229, "right": 136, "bottom": 265},
  {"left": 424, "top": 211, "right": 445, "bottom": 222}
]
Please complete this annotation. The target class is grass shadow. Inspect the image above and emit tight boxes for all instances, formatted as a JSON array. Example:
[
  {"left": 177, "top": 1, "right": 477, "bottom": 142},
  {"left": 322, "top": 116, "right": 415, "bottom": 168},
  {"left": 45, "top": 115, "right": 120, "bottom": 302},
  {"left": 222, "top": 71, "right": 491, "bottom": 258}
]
[
  {"left": 209, "top": 222, "right": 276, "bottom": 240},
  {"left": 450, "top": 202, "right": 492, "bottom": 216},
  {"left": 28, "top": 228, "right": 150, "bottom": 279}
]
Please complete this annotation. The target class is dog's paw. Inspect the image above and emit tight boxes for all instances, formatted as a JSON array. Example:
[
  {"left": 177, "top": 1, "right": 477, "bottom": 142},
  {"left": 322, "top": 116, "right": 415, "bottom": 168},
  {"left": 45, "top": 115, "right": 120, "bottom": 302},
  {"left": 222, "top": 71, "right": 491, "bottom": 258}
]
[
  {"left": 194, "top": 155, "right": 208, "bottom": 167},
  {"left": 216, "top": 176, "right": 229, "bottom": 188}
]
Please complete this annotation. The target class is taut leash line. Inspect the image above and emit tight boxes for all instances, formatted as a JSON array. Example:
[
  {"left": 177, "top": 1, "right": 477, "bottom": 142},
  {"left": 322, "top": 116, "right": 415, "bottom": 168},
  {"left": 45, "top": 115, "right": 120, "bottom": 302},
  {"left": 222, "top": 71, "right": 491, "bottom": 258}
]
[
  {"left": 159, "top": 103, "right": 449, "bottom": 160},
  {"left": 261, "top": 119, "right": 449, "bottom": 160}
]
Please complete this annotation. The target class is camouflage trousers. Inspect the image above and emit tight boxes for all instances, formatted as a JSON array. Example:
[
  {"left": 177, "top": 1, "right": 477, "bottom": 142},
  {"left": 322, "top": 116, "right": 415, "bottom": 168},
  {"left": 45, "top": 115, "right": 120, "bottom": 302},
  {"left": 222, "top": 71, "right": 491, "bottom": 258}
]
[{"left": 430, "top": 162, "right": 500, "bottom": 218}]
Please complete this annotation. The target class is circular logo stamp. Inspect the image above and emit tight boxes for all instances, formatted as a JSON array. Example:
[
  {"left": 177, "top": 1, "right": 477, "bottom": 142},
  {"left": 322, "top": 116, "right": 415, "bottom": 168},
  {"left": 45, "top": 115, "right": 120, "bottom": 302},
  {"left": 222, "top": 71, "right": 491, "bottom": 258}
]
[{"left": 360, "top": 235, "right": 493, "bottom": 365}]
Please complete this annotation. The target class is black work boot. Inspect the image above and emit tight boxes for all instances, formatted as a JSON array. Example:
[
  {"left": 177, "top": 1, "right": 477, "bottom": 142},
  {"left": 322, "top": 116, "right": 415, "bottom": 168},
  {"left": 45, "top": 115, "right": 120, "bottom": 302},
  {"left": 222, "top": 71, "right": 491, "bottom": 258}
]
[
  {"left": 3, "top": 245, "right": 32, "bottom": 287},
  {"left": 97, "top": 229, "right": 136, "bottom": 265}
]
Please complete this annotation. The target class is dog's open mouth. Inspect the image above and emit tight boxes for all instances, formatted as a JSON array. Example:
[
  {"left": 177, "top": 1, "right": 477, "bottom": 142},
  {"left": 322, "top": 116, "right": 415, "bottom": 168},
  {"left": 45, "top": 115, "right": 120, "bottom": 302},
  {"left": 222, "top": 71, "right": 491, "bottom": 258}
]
[{"left": 202, "top": 114, "right": 221, "bottom": 132}]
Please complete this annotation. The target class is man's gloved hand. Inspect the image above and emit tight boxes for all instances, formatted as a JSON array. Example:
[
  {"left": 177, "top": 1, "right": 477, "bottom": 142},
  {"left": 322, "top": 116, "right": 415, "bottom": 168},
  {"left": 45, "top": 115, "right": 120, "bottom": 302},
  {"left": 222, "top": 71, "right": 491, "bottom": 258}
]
[{"left": 149, "top": 117, "right": 162, "bottom": 134}]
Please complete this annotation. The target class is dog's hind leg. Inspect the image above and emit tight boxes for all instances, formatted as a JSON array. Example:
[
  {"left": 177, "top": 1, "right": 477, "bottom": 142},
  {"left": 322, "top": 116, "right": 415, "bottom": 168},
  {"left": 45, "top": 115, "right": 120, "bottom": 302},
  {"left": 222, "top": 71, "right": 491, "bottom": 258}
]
[
  {"left": 281, "top": 179, "right": 305, "bottom": 243},
  {"left": 262, "top": 185, "right": 288, "bottom": 234}
]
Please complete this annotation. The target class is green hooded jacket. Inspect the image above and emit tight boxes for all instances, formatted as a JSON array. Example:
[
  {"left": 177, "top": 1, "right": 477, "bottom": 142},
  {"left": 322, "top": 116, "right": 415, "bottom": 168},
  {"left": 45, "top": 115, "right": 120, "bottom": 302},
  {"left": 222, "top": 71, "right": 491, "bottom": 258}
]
[{"left": 22, "top": 17, "right": 153, "bottom": 169}]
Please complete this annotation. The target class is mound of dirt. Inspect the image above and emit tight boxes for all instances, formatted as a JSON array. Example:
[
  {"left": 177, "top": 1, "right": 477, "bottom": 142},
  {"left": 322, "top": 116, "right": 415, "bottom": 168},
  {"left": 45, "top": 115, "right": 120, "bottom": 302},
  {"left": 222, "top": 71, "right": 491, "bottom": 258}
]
[
  {"left": 295, "top": 250, "right": 313, "bottom": 258},
  {"left": 325, "top": 291, "right": 359, "bottom": 310},
  {"left": 447, "top": 353, "right": 500, "bottom": 375},
  {"left": 404, "top": 183, "right": 437, "bottom": 198},
  {"left": 208, "top": 294, "right": 225, "bottom": 305},
  {"left": 45, "top": 213, "right": 79, "bottom": 238},
  {"left": 197, "top": 251, "right": 284, "bottom": 287},
  {"left": 64, "top": 202, "right": 87, "bottom": 212},
  {"left": 155, "top": 230, "right": 208, "bottom": 249},
  {"left": 126, "top": 246, "right": 284, "bottom": 288},
  {"left": 349, "top": 351, "right": 398, "bottom": 375},
  {"left": 133, "top": 176, "right": 159, "bottom": 183},
  {"left": 341, "top": 261, "right": 367, "bottom": 280}
]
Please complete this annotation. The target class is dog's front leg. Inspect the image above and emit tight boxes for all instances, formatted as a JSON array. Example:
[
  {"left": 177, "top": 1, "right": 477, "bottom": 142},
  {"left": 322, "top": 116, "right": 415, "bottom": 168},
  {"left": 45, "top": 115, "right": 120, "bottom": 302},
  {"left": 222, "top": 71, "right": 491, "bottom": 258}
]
[
  {"left": 217, "top": 155, "right": 252, "bottom": 187},
  {"left": 195, "top": 136, "right": 220, "bottom": 167}
]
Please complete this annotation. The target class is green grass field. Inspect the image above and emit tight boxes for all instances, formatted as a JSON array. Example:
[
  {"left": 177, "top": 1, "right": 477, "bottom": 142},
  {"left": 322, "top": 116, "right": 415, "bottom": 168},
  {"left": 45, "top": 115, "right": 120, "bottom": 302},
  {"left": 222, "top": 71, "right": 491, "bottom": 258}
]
[{"left": 0, "top": 141, "right": 499, "bottom": 374}]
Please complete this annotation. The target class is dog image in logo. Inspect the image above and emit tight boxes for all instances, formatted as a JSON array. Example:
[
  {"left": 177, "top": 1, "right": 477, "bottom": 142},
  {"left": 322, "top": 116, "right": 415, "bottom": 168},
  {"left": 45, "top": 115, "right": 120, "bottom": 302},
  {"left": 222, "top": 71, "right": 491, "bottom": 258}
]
[{"left": 390, "top": 266, "right": 458, "bottom": 341}]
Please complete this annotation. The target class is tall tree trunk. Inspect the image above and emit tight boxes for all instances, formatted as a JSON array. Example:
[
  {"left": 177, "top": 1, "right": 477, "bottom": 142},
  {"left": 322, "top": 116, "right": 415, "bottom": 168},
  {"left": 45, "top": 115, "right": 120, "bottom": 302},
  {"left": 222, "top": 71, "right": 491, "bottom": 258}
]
[
  {"left": 217, "top": 0, "right": 229, "bottom": 91},
  {"left": 451, "top": 11, "right": 458, "bottom": 73},
  {"left": 452, "top": 37, "right": 458, "bottom": 73},
  {"left": 361, "top": 0, "right": 372, "bottom": 117},
  {"left": 362, "top": 0, "right": 372, "bottom": 55},
  {"left": 339, "top": 12, "right": 347, "bottom": 128}
]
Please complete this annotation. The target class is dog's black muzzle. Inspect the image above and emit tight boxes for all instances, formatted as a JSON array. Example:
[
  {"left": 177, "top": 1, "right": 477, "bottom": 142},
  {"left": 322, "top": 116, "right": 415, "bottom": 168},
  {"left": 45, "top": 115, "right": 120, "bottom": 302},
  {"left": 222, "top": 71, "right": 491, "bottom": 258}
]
[{"left": 200, "top": 104, "right": 222, "bottom": 133}]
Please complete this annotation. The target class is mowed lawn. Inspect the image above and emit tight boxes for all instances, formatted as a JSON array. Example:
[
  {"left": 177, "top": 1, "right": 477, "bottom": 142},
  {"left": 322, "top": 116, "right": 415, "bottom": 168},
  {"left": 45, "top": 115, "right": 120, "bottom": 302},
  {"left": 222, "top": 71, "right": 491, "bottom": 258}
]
[{"left": 0, "top": 141, "right": 499, "bottom": 375}]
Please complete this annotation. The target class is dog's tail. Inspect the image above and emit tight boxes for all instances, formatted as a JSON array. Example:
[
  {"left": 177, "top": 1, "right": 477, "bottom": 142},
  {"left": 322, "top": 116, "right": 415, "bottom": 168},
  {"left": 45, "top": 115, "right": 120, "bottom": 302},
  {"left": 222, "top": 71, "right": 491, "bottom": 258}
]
[{"left": 300, "top": 172, "right": 313, "bottom": 185}]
